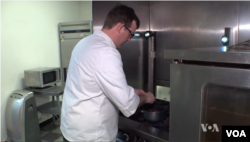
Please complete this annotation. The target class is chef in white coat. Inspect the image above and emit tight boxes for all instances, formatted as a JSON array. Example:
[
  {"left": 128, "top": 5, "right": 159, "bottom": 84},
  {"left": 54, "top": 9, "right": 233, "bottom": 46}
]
[{"left": 60, "top": 4, "right": 155, "bottom": 142}]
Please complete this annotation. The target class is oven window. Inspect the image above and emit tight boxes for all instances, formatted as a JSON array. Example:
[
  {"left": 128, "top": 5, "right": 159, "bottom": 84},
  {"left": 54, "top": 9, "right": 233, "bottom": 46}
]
[
  {"left": 200, "top": 84, "right": 250, "bottom": 142},
  {"left": 43, "top": 71, "right": 56, "bottom": 84}
]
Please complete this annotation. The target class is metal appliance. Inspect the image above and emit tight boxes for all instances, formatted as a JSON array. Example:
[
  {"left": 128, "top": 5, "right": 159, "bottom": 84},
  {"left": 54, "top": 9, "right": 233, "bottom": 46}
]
[
  {"left": 24, "top": 67, "right": 61, "bottom": 88},
  {"left": 115, "top": 32, "right": 171, "bottom": 142},
  {"left": 116, "top": 129, "right": 148, "bottom": 142},
  {"left": 117, "top": 31, "right": 155, "bottom": 93},
  {"left": 59, "top": 20, "right": 93, "bottom": 86},
  {"left": 118, "top": 99, "right": 169, "bottom": 142},
  {"left": 221, "top": 27, "right": 237, "bottom": 46},
  {"left": 92, "top": 1, "right": 249, "bottom": 141},
  {"left": 165, "top": 39, "right": 250, "bottom": 142},
  {"left": 6, "top": 90, "right": 40, "bottom": 142}
]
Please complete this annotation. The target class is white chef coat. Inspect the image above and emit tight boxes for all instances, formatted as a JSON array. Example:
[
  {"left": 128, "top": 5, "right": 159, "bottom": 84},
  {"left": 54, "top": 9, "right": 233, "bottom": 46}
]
[{"left": 60, "top": 29, "right": 140, "bottom": 142}]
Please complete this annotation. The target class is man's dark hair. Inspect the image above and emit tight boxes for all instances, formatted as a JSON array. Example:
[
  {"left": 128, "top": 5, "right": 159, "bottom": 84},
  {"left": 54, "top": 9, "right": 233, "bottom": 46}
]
[{"left": 102, "top": 4, "right": 140, "bottom": 29}]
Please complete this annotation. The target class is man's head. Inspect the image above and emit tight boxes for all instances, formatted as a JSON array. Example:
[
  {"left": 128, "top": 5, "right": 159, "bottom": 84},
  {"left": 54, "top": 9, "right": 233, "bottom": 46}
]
[{"left": 102, "top": 4, "right": 140, "bottom": 48}]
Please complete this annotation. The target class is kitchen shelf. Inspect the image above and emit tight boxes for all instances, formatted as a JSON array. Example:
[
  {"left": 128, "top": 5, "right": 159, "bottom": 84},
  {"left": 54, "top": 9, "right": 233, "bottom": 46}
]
[
  {"left": 25, "top": 86, "right": 64, "bottom": 122},
  {"left": 37, "top": 101, "right": 62, "bottom": 115},
  {"left": 25, "top": 86, "right": 64, "bottom": 96}
]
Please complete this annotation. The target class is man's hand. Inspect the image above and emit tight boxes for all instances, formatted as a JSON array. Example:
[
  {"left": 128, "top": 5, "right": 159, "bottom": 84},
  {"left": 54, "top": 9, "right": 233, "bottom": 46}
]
[
  {"left": 134, "top": 89, "right": 145, "bottom": 95},
  {"left": 138, "top": 92, "right": 155, "bottom": 108},
  {"left": 144, "top": 92, "right": 155, "bottom": 104}
]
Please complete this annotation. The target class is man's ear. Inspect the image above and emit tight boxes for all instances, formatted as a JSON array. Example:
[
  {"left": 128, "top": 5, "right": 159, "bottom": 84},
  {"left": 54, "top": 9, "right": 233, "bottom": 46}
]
[{"left": 116, "top": 22, "right": 124, "bottom": 33}]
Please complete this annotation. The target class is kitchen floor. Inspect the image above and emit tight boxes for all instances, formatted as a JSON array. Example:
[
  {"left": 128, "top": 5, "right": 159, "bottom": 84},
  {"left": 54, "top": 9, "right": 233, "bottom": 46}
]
[{"left": 40, "top": 119, "right": 63, "bottom": 142}]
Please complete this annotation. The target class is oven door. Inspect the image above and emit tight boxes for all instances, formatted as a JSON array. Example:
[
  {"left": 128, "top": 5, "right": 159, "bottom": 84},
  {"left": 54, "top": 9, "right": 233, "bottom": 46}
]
[{"left": 170, "top": 64, "right": 250, "bottom": 142}]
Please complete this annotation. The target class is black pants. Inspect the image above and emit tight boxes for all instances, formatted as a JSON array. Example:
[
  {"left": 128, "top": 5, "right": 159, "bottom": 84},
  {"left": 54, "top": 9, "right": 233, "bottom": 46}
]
[{"left": 63, "top": 136, "right": 70, "bottom": 142}]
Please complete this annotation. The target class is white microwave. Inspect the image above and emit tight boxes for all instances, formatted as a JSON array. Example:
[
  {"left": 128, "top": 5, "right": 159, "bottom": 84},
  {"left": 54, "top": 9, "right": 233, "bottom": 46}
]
[{"left": 24, "top": 67, "right": 61, "bottom": 88}]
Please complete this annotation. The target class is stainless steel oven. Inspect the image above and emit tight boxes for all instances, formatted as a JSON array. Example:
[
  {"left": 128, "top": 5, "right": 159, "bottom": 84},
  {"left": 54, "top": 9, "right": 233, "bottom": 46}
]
[{"left": 165, "top": 40, "right": 250, "bottom": 142}]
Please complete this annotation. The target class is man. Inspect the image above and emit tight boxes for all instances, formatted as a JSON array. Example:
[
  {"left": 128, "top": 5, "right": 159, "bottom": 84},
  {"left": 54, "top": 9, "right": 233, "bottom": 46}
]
[{"left": 60, "top": 4, "right": 155, "bottom": 142}]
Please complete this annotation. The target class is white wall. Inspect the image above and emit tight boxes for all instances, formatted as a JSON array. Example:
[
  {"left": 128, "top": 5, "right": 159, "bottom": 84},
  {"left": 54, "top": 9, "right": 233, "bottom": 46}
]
[
  {"left": 80, "top": 1, "right": 92, "bottom": 20},
  {"left": 1, "top": 1, "right": 92, "bottom": 141}
]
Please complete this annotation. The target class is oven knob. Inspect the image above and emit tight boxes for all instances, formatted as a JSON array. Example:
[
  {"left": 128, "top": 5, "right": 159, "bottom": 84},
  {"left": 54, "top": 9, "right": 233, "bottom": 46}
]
[
  {"left": 129, "top": 134, "right": 137, "bottom": 141},
  {"left": 138, "top": 137, "right": 146, "bottom": 142},
  {"left": 117, "top": 131, "right": 127, "bottom": 141},
  {"left": 123, "top": 133, "right": 129, "bottom": 141}
]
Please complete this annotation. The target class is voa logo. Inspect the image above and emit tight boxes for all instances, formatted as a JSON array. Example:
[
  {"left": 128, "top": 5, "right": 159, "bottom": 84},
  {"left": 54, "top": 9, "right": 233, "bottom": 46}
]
[
  {"left": 226, "top": 130, "right": 246, "bottom": 137},
  {"left": 201, "top": 124, "right": 219, "bottom": 132}
]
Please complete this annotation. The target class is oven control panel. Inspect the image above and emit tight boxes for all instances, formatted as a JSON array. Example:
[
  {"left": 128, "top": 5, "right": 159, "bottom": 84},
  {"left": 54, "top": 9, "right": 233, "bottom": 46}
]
[{"left": 116, "top": 130, "right": 148, "bottom": 142}]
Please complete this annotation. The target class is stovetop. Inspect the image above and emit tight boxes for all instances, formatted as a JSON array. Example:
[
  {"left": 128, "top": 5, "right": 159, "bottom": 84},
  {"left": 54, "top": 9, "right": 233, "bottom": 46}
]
[
  {"left": 229, "top": 39, "right": 250, "bottom": 50},
  {"left": 128, "top": 100, "right": 170, "bottom": 132},
  {"left": 118, "top": 100, "right": 170, "bottom": 142}
]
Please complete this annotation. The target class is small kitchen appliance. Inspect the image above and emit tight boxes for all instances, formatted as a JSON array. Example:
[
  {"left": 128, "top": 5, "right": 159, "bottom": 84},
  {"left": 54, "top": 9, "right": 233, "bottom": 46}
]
[
  {"left": 6, "top": 90, "right": 40, "bottom": 142},
  {"left": 24, "top": 67, "right": 61, "bottom": 88}
]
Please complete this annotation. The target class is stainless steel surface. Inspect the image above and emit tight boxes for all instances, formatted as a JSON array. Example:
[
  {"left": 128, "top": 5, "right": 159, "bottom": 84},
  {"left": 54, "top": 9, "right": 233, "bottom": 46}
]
[
  {"left": 59, "top": 21, "right": 93, "bottom": 88},
  {"left": 117, "top": 34, "right": 149, "bottom": 91},
  {"left": 117, "top": 130, "right": 148, "bottom": 142},
  {"left": 165, "top": 45, "right": 250, "bottom": 64},
  {"left": 36, "top": 101, "right": 62, "bottom": 115},
  {"left": 230, "top": 39, "right": 250, "bottom": 50},
  {"left": 26, "top": 86, "right": 63, "bottom": 123},
  {"left": 119, "top": 99, "right": 169, "bottom": 141},
  {"left": 59, "top": 21, "right": 92, "bottom": 39},
  {"left": 117, "top": 34, "right": 155, "bottom": 93},
  {"left": 93, "top": 1, "right": 150, "bottom": 31},
  {"left": 148, "top": 36, "right": 155, "bottom": 93},
  {"left": 92, "top": 1, "right": 250, "bottom": 141},
  {"left": 165, "top": 40, "right": 250, "bottom": 141},
  {"left": 169, "top": 64, "right": 250, "bottom": 142},
  {"left": 24, "top": 67, "right": 61, "bottom": 88},
  {"left": 93, "top": 1, "right": 250, "bottom": 81},
  {"left": 118, "top": 116, "right": 169, "bottom": 142},
  {"left": 200, "top": 84, "right": 250, "bottom": 141},
  {"left": 25, "top": 86, "right": 64, "bottom": 96},
  {"left": 59, "top": 21, "right": 92, "bottom": 73},
  {"left": 150, "top": 1, "right": 250, "bottom": 81},
  {"left": 60, "top": 39, "right": 81, "bottom": 68},
  {"left": 6, "top": 90, "right": 33, "bottom": 138},
  {"left": 239, "top": 2, "right": 250, "bottom": 43},
  {"left": 6, "top": 90, "right": 40, "bottom": 142},
  {"left": 156, "top": 80, "right": 170, "bottom": 87},
  {"left": 223, "top": 27, "right": 237, "bottom": 46}
]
